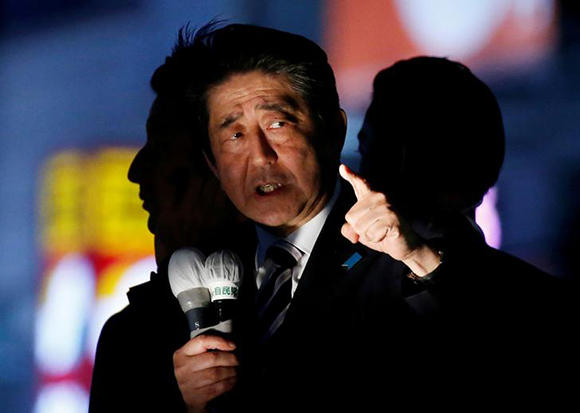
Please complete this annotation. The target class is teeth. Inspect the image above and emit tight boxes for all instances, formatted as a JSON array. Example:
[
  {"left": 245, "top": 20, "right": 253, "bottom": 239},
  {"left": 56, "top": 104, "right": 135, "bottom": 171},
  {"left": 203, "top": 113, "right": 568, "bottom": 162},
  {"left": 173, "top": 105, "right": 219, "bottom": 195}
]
[{"left": 259, "top": 183, "right": 282, "bottom": 193}]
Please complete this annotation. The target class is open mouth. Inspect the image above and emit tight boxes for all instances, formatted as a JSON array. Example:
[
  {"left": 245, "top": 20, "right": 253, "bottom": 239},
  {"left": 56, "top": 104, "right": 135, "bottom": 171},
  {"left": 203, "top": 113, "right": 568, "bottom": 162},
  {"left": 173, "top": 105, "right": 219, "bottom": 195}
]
[
  {"left": 139, "top": 191, "right": 153, "bottom": 211},
  {"left": 257, "top": 182, "right": 282, "bottom": 195}
]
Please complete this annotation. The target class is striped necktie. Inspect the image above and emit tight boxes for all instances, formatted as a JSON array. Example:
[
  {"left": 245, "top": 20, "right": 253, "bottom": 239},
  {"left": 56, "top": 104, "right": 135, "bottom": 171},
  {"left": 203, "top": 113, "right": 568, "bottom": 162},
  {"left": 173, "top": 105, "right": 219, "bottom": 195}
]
[{"left": 255, "top": 240, "right": 302, "bottom": 345}]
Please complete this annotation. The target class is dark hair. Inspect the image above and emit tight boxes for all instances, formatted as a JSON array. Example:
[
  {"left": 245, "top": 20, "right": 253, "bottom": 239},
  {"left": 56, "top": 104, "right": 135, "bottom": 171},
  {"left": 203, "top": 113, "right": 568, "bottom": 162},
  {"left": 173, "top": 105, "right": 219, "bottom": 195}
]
[
  {"left": 146, "top": 36, "right": 210, "bottom": 174},
  {"left": 359, "top": 56, "right": 505, "bottom": 214},
  {"left": 169, "top": 22, "right": 342, "bottom": 164}
]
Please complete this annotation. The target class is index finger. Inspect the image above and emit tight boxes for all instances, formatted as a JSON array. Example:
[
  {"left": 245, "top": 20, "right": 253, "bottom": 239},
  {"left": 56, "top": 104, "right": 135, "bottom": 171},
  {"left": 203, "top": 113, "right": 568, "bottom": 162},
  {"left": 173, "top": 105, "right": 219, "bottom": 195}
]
[
  {"left": 339, "top": 164, "right": 372, "bottom": 200},
  {"left": 181, "top": 334, "right": 236, "bottom": 357}
]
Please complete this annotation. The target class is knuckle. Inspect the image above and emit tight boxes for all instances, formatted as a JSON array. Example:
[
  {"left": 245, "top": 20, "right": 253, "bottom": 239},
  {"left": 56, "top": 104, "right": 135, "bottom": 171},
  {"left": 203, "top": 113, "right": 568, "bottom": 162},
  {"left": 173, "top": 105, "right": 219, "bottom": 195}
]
[
  {"left": 196, "top": 369, "right": 212, "bottom": 388},
  {"left": 208, "top": 367, "right": 219, "bottom": 382},
  {"left": 344, "top": 209, "right": 354, "bottom": 223},
  {"left": 173, "top": 349, "right": 182, "bottom": 365},
  {"left": 366, "top": 231, "right": 379, "bottom": 243},
  {"left": 342, "top": 224, "right": 357, "bottom": 241},
  {"left": 371, "top": 193, "right": 386, "bottom": 208},
  {"left": 204, "top": 383, "right": 222, "bottom": 399},
  {"left": 174, "top": 370, "right": 184, "bottom": 383}
]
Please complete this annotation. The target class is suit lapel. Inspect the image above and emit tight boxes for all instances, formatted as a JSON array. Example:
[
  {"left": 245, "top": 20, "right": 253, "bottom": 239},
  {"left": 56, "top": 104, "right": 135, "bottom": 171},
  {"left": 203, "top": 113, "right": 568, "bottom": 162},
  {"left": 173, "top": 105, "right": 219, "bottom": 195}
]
[
  {"left": 236, "top": 182, "right": 415, "bottom": 391},
  {"left": 282, "top": 182, "right": 378, "bottom": 331}
]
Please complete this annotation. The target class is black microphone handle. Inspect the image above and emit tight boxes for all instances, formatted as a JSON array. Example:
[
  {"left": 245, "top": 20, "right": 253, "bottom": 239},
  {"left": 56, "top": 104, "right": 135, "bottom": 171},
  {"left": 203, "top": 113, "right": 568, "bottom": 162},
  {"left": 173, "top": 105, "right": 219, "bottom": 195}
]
[{"left": 213, "top": 299, "right": 238, "bottom": 325}]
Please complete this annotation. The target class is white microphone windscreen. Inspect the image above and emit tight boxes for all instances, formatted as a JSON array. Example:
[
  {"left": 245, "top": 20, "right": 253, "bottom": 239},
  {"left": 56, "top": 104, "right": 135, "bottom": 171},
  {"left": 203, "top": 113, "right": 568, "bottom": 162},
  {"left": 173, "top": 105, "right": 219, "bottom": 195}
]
[
  {"left": 205, "top": 250, "right": 244, "bottom": 301},
  {"left": 168, "top": 247, "right": 208, "bottom": 297}
]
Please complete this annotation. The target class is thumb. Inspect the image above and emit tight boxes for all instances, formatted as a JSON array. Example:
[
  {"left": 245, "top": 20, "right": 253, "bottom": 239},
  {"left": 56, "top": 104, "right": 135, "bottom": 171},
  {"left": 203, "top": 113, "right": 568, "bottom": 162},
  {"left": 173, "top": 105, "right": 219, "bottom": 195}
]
[{"left": 339, "top": 164, "right": 372, "bottom": 200}]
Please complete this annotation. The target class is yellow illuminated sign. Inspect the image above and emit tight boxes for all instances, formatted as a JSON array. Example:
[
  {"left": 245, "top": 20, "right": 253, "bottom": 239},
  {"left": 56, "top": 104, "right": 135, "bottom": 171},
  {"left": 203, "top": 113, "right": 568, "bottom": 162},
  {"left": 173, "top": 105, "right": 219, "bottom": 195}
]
[
  {"left": 40, "top": 151, "right": 85, "bottom": 255},
  {"left": 36, "top": 147, "right": 156, "bottom": 413},
  {"left": 83, "top": 148, "right": 153, "bottom": 256},
  {"left": 39, "top": 148, "right": 154, "bottom": 257}
]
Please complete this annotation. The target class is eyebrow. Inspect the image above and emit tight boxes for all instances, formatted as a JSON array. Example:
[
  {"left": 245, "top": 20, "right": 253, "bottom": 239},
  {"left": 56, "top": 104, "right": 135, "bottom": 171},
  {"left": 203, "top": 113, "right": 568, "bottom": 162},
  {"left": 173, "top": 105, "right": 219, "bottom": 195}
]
[
  {"left": 219, "top": 112, "right": 242, "bottom": 129},
  {"left": 217, "top": 96, "right": 302, "bottom": 129},
  {"left": 256, "top": 99, "right": 300, "bottom": 122}
]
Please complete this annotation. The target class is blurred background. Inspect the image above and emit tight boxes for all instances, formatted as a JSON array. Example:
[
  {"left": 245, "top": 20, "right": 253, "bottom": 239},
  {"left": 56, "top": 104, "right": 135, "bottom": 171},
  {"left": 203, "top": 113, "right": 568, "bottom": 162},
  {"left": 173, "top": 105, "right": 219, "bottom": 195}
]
[{"left": 1, "top": 0, "right": 579, "bottom": 411}]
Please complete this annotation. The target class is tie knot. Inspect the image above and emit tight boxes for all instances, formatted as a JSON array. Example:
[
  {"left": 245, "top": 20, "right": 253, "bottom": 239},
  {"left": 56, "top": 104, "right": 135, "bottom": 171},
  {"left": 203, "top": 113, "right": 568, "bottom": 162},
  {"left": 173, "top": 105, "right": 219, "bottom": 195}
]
[{"left": 266, "top": 240, "right": 302, "bottom": 269}]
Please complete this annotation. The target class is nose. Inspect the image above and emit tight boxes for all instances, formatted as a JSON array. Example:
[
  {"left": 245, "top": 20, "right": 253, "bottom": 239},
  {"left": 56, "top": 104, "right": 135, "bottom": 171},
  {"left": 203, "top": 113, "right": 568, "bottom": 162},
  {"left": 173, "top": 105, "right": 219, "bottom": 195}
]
[
  {"left": 128, "top": 146, "right": 147, "bottom": 183},
  {"left": 249, "top": 128, "right": 277, "bottom": 167}
]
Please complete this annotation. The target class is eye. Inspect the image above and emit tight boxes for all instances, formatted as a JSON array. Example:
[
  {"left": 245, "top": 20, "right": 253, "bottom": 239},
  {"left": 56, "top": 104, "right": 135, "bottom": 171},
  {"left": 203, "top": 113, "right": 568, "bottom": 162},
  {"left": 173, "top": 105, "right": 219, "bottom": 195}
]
[
  {"left": 231, "top": 131, "right": 243, "bottom": 140},
  {"left": 269, "top": 121, "right": 286, "bottom": 129}
]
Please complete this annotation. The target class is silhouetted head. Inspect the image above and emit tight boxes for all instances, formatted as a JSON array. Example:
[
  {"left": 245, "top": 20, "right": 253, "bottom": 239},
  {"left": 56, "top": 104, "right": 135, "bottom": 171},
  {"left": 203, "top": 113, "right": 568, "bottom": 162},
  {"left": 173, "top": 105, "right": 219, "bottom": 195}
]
[
  {"left": 359, "top": 56, "right": 505, "bottom": 218},
  {"left": 166, "top": 22, "right": 346, "bottom": 235},
  {"left": 128, "top": 47, "right": 240, "bottom": 263}
]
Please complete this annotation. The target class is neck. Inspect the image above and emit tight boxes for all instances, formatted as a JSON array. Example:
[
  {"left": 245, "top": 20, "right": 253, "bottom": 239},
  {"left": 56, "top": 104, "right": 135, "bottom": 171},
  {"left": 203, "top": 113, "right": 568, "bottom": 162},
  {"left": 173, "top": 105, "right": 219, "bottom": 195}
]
[
  {"left": 154, "top": 236, "right": 169, "bottom": 266},
  {"left": 269, "top": 187, "right": 337, "bottom": 237}
]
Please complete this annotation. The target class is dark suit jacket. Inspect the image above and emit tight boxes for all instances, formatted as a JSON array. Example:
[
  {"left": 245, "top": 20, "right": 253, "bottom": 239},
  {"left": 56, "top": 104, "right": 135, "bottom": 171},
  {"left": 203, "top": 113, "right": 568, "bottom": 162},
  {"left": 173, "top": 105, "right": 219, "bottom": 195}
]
[
  {"left": 232, "top": 183, "right": 439, "bottom": 410},
  {"left": 233, "top": 183, "right": 579, "bottom": 411},
  {"left": 88, "top": 263, "right": 190, "bottom": 413},
  {"left": 89, "top": 182, "right": 578, "bottom": 412}
]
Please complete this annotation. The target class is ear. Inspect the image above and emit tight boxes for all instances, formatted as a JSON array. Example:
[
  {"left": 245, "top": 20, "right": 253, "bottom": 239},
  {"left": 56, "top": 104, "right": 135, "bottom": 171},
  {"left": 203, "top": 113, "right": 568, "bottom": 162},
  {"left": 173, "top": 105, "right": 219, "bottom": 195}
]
[
  {"left": 334, "top": 108, "right": 348, "bottom": 154},
  {"left": 203, "top": 151, "right": 219, "bottom": 179},
  {"left": 339, "top": 108, "right": 348, "bottom": 133}
]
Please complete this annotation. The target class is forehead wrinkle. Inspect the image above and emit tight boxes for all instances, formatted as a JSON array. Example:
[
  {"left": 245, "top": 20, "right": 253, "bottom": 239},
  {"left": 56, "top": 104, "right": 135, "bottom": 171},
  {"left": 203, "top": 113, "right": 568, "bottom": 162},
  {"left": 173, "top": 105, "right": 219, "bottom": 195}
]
[
  {"left": 210, "top": 74, "right": 305, "bottom": 132},
  {"left": 256, "top": 93, "right": 300, "bottom": 112},
  {"left": 256, "top": 103, "right": 298, "bottom": 123},
  {"left": 256, "top": 95, "right": 304, "bottom": 125}
]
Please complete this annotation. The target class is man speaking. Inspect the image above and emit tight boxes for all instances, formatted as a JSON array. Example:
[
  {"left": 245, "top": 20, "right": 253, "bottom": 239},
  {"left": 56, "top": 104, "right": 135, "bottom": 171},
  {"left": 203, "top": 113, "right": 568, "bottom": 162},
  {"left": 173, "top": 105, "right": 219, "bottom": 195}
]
[{"left": 170, "top": 23, "right": 442, "bottom": 412}]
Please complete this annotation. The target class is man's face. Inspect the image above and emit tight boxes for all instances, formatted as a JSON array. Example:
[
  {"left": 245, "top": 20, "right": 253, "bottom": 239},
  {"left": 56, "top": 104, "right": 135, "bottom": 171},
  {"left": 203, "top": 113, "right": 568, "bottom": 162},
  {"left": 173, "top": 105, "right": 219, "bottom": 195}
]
[{"left": 206, "top": 71, "right": 329, "bottom": 235}]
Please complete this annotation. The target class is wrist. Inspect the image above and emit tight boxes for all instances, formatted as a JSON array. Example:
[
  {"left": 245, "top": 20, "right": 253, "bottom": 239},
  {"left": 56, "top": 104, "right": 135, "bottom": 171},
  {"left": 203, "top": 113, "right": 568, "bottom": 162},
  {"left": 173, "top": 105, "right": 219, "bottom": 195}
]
[{"left": 402, "top": 244, "right": 441, "bottom": 277}]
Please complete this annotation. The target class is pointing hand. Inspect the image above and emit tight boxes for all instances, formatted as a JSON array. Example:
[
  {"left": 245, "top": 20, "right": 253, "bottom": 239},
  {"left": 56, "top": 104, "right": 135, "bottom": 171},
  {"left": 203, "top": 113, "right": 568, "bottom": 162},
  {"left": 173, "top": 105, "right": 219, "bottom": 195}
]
[{"left": 339, "top": 164, "right": 440, "bottom": 276}]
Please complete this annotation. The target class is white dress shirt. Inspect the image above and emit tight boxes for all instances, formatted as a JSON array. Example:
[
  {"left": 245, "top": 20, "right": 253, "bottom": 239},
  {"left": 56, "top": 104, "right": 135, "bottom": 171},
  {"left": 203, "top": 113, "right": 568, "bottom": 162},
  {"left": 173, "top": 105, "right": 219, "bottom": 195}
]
[{"left": 255, "top": 180, "right": 341, "bottom": 297}]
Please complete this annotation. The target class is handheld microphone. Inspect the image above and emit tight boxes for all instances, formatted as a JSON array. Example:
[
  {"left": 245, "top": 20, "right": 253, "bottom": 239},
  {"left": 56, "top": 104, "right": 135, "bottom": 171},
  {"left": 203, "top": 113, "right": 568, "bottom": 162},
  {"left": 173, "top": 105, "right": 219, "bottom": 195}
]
[
  {"left": 168, "top": 247, "right": 215, "bottom": 339},
  {"left": 205, "top": 250, "right": 244, "bottom": 334}
]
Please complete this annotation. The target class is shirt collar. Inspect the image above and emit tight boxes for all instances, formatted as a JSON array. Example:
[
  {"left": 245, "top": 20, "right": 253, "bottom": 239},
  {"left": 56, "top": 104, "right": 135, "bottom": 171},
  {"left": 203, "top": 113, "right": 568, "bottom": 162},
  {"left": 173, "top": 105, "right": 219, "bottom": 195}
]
[{"left": 255, "top": 179, "right": 341, "bottom": 267}]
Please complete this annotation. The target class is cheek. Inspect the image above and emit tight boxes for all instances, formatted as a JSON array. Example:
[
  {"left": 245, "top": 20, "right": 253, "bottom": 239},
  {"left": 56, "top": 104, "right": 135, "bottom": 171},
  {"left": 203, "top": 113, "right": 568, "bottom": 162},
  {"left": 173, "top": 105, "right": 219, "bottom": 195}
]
[
  {"left": 285, "top": 145, "right": 321, "bottom": 193},
  {"left": 216, "top": 154, "right": 238, "bottom": 179},
  {"left": 216, "top": 160, "right": 245, "bottom": 199}
]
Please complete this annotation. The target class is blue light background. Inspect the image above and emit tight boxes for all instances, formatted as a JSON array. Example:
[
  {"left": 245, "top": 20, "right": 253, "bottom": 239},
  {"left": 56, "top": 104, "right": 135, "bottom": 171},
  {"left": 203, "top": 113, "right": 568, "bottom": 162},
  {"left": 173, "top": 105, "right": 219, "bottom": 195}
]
[{"left": 1, "top": 1, "right": 579, "bottom": 411}]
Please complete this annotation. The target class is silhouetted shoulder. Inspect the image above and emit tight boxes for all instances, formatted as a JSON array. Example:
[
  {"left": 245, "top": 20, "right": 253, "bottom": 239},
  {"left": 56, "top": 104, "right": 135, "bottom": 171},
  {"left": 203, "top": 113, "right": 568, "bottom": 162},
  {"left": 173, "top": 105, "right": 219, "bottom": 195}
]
[{"left": 89, "top": 274, "right": 189, "bottom": 413}]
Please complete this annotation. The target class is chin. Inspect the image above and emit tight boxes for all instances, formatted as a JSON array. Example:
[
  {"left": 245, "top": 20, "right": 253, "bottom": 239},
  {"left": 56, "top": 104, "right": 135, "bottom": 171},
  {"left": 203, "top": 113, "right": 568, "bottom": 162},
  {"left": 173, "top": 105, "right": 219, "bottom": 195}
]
[
  {"left": 251, "top": 210, "right": 298, "bottom": 230},
  {"left": 147, "top": 216, "right": 157, "bottom": 235},
  {"left": 239, "top": 198, "right": 303, "bottom": 230}
]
